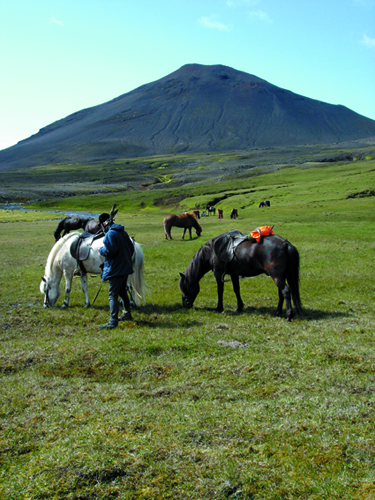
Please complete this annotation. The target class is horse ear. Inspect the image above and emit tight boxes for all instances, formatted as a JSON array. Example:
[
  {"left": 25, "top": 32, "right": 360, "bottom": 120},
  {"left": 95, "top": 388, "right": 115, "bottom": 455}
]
[
  {"left": 179, "top": 272, "right": 185, "bottom": 280},
  {"left": 42, "top": 277, "right": 46, "bottom": 282}
]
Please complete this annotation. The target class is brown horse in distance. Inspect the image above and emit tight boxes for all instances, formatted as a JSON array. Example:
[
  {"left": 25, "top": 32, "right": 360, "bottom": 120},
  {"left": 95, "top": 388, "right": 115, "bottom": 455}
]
[{"left": 164, "top": 214, "right": 203, "bottom": 240}]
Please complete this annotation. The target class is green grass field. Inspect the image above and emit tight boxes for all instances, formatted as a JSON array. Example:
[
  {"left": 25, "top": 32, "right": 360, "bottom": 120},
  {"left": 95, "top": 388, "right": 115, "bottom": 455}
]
[{"left": 1, "top": 159, "right": 375, "bottom": 499}]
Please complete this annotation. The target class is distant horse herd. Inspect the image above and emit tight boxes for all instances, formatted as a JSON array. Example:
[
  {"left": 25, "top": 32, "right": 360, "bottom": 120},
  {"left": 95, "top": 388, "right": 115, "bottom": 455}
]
[
  {"left": 43, "top": 197, "right": 301, "bottom": 321},
  {"left": 53, "top": 201, "right": 271, "bottom": 244}
]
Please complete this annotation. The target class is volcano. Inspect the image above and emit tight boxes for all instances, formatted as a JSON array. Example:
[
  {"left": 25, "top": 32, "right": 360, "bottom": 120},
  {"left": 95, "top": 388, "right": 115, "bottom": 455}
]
[{"left": 1, "top": 63, "right": 375, "bottom": 171}]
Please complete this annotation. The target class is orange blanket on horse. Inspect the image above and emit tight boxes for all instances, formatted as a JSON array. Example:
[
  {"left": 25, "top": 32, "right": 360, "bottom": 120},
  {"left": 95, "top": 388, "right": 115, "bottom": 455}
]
[{"left": 250, "top": 225, "right": 274, "bottom": 242}]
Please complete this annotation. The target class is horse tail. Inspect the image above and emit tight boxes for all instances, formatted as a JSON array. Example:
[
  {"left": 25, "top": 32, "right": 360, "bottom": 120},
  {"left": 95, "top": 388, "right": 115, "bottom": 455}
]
[
  {"left": 163, "top": 216, "right": 171, "bottom": 239},
  {"left": 286, "top": 241, "right": 302, "bottom": 313},
  {"left": 53, "top": 218, "right": 67, "bottom": 241},
  {"left": 129, "top": 241, "right": 147, "bottom": 306}
]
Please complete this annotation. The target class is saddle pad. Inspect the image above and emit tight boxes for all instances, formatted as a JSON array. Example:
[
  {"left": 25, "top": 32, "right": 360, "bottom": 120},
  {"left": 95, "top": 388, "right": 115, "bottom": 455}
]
[
  {"left": 214, "top": 230, "right": 248, "bottom": 263},
  {"left": 250, "top": 225, "right": 274, "bottom": 243}
]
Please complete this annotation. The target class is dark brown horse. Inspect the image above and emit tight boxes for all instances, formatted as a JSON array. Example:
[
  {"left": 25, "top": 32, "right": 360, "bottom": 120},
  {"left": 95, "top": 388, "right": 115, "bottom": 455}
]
[
  {"left": 163, "top": 214, "right": 202, "bottom": 240},
  {"left": 230, "top": 208, "right": 238, "bottom": 219},
  {"left": 53, "top": 211, "right": 113, "bottom": 241},
  {"left": 179, "top": 230, "right": 302, "bottom": 321},
  {"left": 54, "top": 217, "right": 95, "bottom": 241}
]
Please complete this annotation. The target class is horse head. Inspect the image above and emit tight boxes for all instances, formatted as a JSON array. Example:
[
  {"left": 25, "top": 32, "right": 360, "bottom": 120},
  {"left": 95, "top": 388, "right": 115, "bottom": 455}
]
[
  {"left": 179, "top": 272, "right": 200, "bottom": 308},
  {"left": 192, "top": 218, "right": 202, "bottom": 237},
  {"left": 40, "top": 276, "right": 61, "bottom": 308}
]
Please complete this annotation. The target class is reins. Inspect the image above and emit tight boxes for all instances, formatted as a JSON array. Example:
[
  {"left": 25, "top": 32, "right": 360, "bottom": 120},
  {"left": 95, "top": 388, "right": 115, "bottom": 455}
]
[{"left": 91, "top": 281, "right": 103, "bottom": 306}]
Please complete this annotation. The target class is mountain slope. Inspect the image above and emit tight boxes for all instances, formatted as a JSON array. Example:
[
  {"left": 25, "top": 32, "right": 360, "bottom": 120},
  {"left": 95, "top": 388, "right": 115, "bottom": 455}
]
[{"left": 1, "top": 64, "right": 375, "bottom": 171}]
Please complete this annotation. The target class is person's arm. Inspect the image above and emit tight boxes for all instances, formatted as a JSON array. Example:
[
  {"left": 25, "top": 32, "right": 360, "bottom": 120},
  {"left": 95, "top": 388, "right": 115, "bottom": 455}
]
[{"left": 99, "top": 233, "right": 119, "bottom": 257}]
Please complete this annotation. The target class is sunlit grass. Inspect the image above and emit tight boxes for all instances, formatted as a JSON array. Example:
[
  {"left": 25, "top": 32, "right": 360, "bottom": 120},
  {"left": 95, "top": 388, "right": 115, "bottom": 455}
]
[{"left": 1, "top": 159, "right": 375, "bottom": 499}]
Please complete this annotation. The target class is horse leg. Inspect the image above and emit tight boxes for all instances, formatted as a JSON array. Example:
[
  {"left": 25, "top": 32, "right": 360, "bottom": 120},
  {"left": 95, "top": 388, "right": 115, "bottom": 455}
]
[
  {"left": 61, "top": 270, "right": 73, "bottom": 308},
  {"left": 230, "top": 274, "right": 244, "bottom": 312},
  {"left": 276, "top": 288, "right": 284, "bottom": 317},
  {"left": 189, "top": 228, "right": 192, "bottom": 239},
  {"left": 80, "top": 273, "right": 90, "bottom": 307},
  {"left": 274, "top": 277, "right": 293, "bottom": 321},
  {"left": 214, "top": 271, "right": 225, "bottom": 312}
]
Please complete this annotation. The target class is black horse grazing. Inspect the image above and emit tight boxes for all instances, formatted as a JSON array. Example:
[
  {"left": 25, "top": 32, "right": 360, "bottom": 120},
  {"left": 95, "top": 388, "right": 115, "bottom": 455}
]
[
  {"left": 163, "top": 214, "right": 202, "bottom": 240},
  {"left": 206, "top": 206, "right": 216, "bottom": 216},
  {"left": 179, "top": 230, "right": 302, "bottom": 321},
  {"left": 53, "top": 213, "right": 110, "bottom": 241},
  {"left": 230, "top": 208, "right": 238, "bottom": 219},
  {"left": 259, "top": 200, "right": 271, "bottom": 208}
]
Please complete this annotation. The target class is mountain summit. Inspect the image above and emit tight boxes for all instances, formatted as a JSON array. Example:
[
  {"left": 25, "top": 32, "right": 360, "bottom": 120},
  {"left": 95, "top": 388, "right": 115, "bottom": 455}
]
[{"left": 1, "top": 64, "right": 375, "bottom": 170}]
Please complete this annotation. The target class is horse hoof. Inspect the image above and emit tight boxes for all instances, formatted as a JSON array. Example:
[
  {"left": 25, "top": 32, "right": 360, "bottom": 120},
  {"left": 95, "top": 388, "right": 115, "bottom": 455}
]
[
  {"left": 84, "top": 304, "right": 91, "bottom": 308},
  {"left": 60, "top": 304, "right": 68, "bottom": 309}
]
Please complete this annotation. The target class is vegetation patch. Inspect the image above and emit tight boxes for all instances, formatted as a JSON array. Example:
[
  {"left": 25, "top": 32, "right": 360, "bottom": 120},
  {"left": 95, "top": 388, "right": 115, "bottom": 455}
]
[
  {"left": 0, "top": 153, "right": 374, "bottom": 499},
  {"left": 347, "top": 189, "right": 375, "bottom": 199}
]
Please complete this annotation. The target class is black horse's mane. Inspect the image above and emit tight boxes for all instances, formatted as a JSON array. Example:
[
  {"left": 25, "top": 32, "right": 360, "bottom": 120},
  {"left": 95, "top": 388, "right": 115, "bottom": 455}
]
[{"left": 185, "top": 240, "right": 213, "bottom": 283}]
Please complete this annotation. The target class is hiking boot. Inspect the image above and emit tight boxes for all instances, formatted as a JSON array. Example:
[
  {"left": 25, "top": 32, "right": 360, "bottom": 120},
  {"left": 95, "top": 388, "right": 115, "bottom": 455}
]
[
  {"left": 99, "top": 322, "right": 117, "bottom": 329},
  {"left": 119, "top": 311, "right": 133, "bottom": 321}
]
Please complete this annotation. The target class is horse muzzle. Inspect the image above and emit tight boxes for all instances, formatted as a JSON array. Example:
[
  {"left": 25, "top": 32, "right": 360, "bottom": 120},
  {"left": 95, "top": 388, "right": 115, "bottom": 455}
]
[{"left": 182, "top": 295, "right": 194, "bottom": 309}]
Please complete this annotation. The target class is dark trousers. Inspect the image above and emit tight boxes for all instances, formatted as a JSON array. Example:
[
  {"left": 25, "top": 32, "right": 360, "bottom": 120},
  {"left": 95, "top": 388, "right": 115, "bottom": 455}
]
[{"left": 108, "top": 275, "right": 130, "bottom": 326}]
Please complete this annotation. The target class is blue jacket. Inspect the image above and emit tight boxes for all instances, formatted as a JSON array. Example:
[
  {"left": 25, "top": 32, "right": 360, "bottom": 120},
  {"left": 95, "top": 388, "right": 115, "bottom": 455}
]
[{"left": 99, "top": 223, "right": 134, "bottom": 281}]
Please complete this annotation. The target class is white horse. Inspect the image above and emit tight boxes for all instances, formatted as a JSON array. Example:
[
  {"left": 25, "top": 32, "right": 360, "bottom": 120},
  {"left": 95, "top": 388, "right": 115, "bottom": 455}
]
[{"left": 40, "top": 232, "right": 146, "bottom": 309}]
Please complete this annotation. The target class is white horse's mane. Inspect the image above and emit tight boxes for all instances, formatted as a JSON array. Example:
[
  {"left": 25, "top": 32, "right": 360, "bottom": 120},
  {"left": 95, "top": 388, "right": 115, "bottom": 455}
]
[{"left": 44, "top": 232, "right": 80, "bottom": 278}]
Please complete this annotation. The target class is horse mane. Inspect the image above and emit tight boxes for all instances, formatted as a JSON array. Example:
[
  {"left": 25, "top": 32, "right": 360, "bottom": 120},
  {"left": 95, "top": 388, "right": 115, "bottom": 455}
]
[
  {"left": 44, "top": 232, "right": 79, "bottom": 278},
  {"left": 184, "top": 213, "right": 202, "bottom": 232},
  {"left": 191, "top": 216, "right": 202, "bottom": 232},
  {"left": 184, "top": 241, "right": 211, "bottom": 284}
]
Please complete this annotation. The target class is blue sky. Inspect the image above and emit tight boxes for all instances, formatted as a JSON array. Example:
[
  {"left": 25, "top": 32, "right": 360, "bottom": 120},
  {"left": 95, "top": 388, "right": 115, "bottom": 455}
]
[{"left": 1, "top": 0, "right": 374, "bottom": 151}]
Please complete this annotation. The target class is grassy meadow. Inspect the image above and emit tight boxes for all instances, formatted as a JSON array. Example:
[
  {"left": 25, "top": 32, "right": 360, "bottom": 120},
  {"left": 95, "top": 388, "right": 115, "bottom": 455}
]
[{"left": 1, "top": 158, "right": 375, "bottom": 499}]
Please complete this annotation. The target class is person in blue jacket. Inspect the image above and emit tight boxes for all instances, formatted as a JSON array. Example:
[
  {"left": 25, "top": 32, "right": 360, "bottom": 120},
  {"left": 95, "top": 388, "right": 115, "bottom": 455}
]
[{"left": 98, "top": 216, "right": 134, "bottom": 329}]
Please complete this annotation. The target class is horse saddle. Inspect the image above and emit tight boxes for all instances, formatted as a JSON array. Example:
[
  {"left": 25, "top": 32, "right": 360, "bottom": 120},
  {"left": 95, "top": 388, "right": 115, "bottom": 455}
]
[
  {"left": 70, "top": 232, "right": 97, "bottom": 266},
  {"left": 213, "top": 230, "right": 248, "bottom": 263}
]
